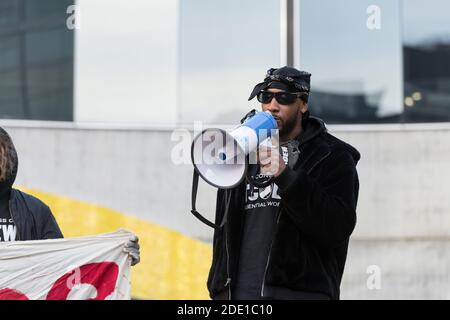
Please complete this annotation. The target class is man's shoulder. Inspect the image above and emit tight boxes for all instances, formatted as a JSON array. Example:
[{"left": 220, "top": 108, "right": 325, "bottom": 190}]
[
  {"left": 316, "top": 132, "right": 361, "bottom": 164},
  {"left": 11, "top": 189, "right": 51, "bottom": 212}
]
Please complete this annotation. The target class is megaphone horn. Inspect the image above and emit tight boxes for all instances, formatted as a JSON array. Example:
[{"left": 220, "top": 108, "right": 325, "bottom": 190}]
[
  {"left": 191, "top": 110, "right": 277, "bottom": 189},
  {"left": 190, "top": 110, "right": 278, "bottom": 229}
]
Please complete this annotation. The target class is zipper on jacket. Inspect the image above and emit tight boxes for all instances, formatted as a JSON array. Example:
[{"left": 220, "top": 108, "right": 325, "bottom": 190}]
[
  {"left": 261, "top": 208, "right": 282, "bottom": 298},
  {"left": 222, "top": 189, "right": 232, "bottom": 300},
  {"left": 224, "top": 221, "right": 231, "bottom": 300}
]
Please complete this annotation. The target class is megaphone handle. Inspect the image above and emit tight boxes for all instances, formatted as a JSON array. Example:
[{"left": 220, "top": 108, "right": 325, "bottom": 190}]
[
  {"left": 240, "top": 109, "right": 257, "bottom": 124},
  {"left": 191, "top": 170, "right": 231, "bottom": 229},
  {"left": 246, "top": 175, "right": 274, "bottom": 188}
]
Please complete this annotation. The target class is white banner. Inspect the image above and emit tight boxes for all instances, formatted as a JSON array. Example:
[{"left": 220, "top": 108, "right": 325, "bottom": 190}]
[{"left": 0, "top": 229, "right": 133, "bottom": 300}]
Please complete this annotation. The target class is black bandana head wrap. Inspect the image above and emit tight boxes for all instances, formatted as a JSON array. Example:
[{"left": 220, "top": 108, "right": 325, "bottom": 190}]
[{"left": 248, "top": 66, "right": 311, "bottom": 101}]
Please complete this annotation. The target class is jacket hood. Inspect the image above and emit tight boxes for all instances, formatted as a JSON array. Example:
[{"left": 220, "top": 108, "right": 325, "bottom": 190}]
[
  {"left": 297, "top": 117, "right": 360, "bottom": 165},
  {"left": 344, "top": 139, "right": 361, "bottom": 165},
  {"left": 297, "top": 116, "right": 327, "bottom": 146}
]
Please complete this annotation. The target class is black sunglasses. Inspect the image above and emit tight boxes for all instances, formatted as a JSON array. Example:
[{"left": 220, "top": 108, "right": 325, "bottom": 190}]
[{"left": 257, "top": 91, "right": 307, "bottom": 105}]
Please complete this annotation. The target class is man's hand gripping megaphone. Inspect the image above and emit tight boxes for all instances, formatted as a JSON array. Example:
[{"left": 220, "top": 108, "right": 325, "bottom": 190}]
[{"left": 258, "top": 136, "right": 286, "bottom": 178}]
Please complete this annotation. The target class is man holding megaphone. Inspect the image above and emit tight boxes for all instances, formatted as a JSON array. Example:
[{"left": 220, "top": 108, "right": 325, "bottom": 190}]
[{"left": 204, "top": 66, "right": 360, "bottom": 300}]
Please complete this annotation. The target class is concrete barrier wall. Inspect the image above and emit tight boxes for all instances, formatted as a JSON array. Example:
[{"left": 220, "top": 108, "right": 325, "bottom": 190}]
[{"left": 3, "top": 122, "right": 450, "bottom": 299}]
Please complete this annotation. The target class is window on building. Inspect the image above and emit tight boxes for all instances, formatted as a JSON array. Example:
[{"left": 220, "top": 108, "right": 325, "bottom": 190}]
[
  {"left": 403, "top": 0, "right": 450, "bottom": 122},
  {"left": 0, "top": 0, "right": 74, "bottom": 121},
  {"left": 179, "top": 0, "right": 281, "bottom": 125},
  {"left": 298, "top": 0, "right": 403, "bottom": 124},
  {"left": 298, "top": 0, "right": 450, "bottom": 124}
]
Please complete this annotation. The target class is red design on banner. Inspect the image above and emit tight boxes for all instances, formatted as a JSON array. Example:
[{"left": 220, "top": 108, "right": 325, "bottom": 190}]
[
  {"left": 46, "top": 262, "right": 119, "bottom": 300},
  {"left": 0, "top": 288, "right": 29, "bottom": 300}
]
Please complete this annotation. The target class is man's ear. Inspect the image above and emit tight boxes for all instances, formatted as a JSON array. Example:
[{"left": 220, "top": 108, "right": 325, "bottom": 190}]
[{"left": 299, "top": 100, "right": 308, "bottom": 114}]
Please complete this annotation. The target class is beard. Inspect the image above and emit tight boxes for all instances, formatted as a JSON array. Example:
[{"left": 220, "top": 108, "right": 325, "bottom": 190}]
[{"left": 277, "top": 112, "right": 301, "bottom": 140}]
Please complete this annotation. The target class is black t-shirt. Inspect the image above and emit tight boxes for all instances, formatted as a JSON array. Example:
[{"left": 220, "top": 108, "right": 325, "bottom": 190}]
[
  {"left": 0, "top": 194, "right": 16, "bottom": 242},
  {"left": 233, "top": 145, "right": 291, "bottom": 300}
]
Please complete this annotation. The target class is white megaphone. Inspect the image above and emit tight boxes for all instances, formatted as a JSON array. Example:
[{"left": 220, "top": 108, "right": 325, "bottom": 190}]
[{"left": 191, "top": 110, "right": 278, "bottom": 189}]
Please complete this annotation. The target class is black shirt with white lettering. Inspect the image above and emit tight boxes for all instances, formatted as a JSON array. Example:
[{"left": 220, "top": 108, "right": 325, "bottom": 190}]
[
  {"left": 232, "top": 146, "right": 290, "bottom": 300},
  {"left": 0, "top": 189, "right": 16, "bottom": 242}
]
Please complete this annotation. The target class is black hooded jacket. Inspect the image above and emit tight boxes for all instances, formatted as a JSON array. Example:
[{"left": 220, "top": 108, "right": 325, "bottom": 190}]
[
  {"left": 207, "top": 117, "right": 360, "bottom": 300},
  {"left": 0, "top": 126, "right": 63, "bottom": 241},
  {"left": 9, "top": 188, "right": 63, "bottom": 241}
]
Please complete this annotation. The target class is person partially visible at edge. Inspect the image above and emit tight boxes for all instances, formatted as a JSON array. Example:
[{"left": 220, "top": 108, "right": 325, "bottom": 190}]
[
  {"left": 0, "top": 127, "right": 140, "bottom": 266},
  {"left": 207, "top": 66, "right": 360, "bottom": 300}
]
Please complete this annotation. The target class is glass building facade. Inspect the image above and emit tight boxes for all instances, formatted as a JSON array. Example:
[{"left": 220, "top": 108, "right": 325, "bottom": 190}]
[
  {"left": 179, "top": 0, "right": 281, "bottom": 124},
  {"left": 299, "top": 0, "right": 450, "bottom": 124},
  {"left": 0, "top": 0, "right": 74, "bottom": 121},
  {"left": 0, "top": 0, "right": 449, "bottom": 124},
  {"left": 402, "top": 0, "right": 450, "bottom": 122}
]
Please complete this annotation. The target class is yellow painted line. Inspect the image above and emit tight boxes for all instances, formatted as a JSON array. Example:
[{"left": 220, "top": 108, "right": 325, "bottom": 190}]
[{"left": 17, "top": 187, "right": 212, "bottom": 300}]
